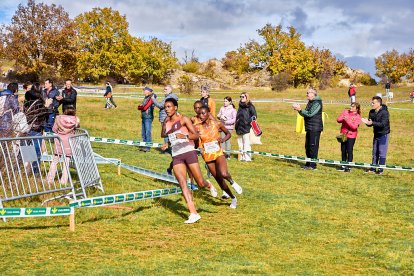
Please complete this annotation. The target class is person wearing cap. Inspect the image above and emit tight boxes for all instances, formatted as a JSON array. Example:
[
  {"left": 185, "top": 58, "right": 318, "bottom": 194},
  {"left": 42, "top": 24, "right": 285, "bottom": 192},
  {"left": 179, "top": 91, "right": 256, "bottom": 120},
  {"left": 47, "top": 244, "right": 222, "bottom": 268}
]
[
  {"left": 138, "top": 86, "right": 156, "bottom": 152},
  {"left": 200, "top": 85, "right": 216, "bottom": 117},
  {"left": 292, "top": 87, "right": 323, "bottom": 170}
]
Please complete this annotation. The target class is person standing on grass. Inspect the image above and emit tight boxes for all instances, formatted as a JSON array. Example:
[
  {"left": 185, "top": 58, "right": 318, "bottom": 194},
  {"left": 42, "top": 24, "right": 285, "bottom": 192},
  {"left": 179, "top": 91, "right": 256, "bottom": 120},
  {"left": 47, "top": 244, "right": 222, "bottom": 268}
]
[
  {"left": 42, "top": 79, "right": 60, "bottom": 132},
  {"left": 292, "top": 87, "right": 323, "bottom": 170},
  {"left": 361, "top": 96, "right": 390, "bottom": 175},
  {"left": 200, "top": 85, "right": 216, "bottom": 117},
  {"left": 217, "top": 96, "right": 237, "bottom": 159},
  {"left": 196, "top": 106, "right": 243, "bottom": 209},
  {"left": 151, "top": 84, "right": 178, "bottom": 153},
  {"left": 0, "top": 83, "right": 20, "bottom": 137},
  {"left": 336, "top": 102, "right": 362, "bottom": 172},
  {"left": 58, "top": 79, "right": 77, "bottom": 112},
  {"left": 161, "top": 98, "right": 218, "bottom": 224},
  {"left": 385, "top": 81, "right": 391, "bottom": 97},
  {"left": 138, "top": 86, "right": 156, "bottom": 152},
  {"left": 104, "top": 81, "right": 117, "bottom": 108},
  {"left": 348, "top": 83, "right": 356, "bottom": 104},
  {"left": 47, "top": 106, "right": 80, "bottom": 184},
  {"left": 235, "top": 92, "right": 257, "bottom": 162}
]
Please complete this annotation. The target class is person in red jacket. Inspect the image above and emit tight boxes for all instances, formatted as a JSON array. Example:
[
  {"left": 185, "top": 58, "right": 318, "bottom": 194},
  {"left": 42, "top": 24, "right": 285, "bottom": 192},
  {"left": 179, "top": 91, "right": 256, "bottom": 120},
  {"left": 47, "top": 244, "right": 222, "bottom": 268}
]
[
  {"left": 336, "top": 102, "right": 361, "bottom": 172},
  {"left": 348, "top": 83, "right": 356, "bottom": 104}
]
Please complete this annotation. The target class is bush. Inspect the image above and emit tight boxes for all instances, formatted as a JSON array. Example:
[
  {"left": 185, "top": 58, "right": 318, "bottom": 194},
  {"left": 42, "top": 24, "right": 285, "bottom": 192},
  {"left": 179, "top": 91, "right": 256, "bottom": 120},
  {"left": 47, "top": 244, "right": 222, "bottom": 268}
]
[
  {"left": 271, "top": 71, "right": 292, "bottom": 91},
  {"left": 178, "top": 75, "right": 194, "bottom": 95},
  {"left": 182, "top": 61, "right": 199, "bottom": 74}
]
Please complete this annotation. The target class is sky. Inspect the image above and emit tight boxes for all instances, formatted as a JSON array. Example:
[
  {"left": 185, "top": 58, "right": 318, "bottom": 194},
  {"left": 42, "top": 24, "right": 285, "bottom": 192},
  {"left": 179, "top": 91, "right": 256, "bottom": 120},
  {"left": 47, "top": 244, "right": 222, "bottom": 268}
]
[{"left": 1, "top": 0, "right": 413, "bottom": 78}]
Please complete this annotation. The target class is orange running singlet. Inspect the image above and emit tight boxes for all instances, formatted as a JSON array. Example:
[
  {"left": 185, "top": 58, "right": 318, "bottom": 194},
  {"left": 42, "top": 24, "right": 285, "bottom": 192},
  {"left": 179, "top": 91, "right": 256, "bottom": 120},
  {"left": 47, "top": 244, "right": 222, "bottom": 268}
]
[{"left": 196, "top": 120, "right": 224, "bottom": 162}]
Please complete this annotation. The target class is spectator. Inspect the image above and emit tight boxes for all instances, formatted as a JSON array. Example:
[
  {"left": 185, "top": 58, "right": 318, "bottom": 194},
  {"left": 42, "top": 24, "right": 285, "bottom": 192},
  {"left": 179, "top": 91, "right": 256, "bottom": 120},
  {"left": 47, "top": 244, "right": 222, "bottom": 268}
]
[
  {"left": 151, "top": 84, "right": 179, "bottom": 152},
  {"left": 336, "top": 102, "right": 362, "bottom": 172},
  {"left": 0, "top": 83, "right": 20, "bottom": 137},
  {"left": 217, "top": 96, "right": 237, "bottom": 159},
  {"left": 385, "top": 81, "right": 391, "bottom": 97},
  {"left": 292, "top": 87, "right": 323, "bottom": 170},
  {"left": 104, "top": 81, "right": 117, "bottom": 108},
  {"left": 58, "top": 79, "right": 77, "bottom": 112},
  {"left": 200, "top": 85, "right": 216, "bottom": 117},
  {"left": 47, "top": 106, "right": 80, "bottom": 184},
  {"left": 235, "top": 92, "right": 257, "bottom": 162},
  {"left": 348, "top": 83, "right": 356, "bottom": 103},
  {"left": 42, "top": 79, "right": 60, "bottom": 132},
  {"left": 361, "top": 96, "right": 391, "bottom": 175},
  {"left": 137, "top": 86, "right": 155, "bottom": 152},
  {"left": 410, "top": 90, "right": 414, "bottom": 103},
  {"left": 22, "top": 82, "right": 34, "bottom": 111}
]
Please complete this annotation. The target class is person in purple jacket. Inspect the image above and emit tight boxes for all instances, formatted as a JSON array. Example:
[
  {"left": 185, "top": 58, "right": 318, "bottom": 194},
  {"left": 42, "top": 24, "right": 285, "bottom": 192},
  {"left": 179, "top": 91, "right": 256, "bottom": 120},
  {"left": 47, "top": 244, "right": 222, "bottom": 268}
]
[{"left": 217, "top": 96, "right": 237, "bottom": 159}]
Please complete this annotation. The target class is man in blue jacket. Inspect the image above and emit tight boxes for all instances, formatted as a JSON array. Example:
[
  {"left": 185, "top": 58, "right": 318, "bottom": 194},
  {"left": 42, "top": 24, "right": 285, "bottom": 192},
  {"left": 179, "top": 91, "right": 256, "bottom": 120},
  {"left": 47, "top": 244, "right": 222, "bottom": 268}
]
[{"left": 42, "top": 79, "right": 60, "bottom": 132}]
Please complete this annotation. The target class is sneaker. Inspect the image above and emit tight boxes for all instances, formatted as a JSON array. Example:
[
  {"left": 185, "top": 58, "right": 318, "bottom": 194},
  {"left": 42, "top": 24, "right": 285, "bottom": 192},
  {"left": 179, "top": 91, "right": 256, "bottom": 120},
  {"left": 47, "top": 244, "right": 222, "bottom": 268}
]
[
  {"left": 365, "top": 168, "right": 376, "bottom": 174},
  {"left": 166, "top": 168, "right": 173, "bottom": 176},
  {"left": 336, "top": 166, "right": 346, "bottom": 171},
  {"left": 376, "top": 169, "right": 384, "bottom": 175},
  {"left": 231, "top": 182, "right": 243, "bottom": 194},
  {"left": 344, "top": 167, "right": 351, "bottom": 173},
  {"left": 221, "top": 191, "right": 230, "bottom": 199},
  {"left": 303, "top": 166, "right": 317, "bottom": 171},
  {"left": 230, "top": 198, "right": 237, "bottom": 209},
  {"left": 184, "top": 213, "right": 201, "bottom": 224},
  {"left": 190, "top": 183, "right": 198, "bottom": 190},
  {"left": 208, "top": 182, "right": 218, "bottom": 198}
]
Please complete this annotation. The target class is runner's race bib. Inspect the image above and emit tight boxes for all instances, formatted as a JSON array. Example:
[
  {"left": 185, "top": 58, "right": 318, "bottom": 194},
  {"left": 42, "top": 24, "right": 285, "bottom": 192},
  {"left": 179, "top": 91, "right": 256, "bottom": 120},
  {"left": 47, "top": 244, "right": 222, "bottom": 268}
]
[
  {"left": 204, "top": 140, "right": 220, "bottom": 154},
  {"left": 169, "top": 133, "right": 187, "bottom": 147}
]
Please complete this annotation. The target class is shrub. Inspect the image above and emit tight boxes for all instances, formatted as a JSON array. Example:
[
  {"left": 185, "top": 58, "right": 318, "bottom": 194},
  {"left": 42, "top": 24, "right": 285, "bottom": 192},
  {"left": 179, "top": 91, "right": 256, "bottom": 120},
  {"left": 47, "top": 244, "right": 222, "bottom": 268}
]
[
  {"left": 178, "top": 75, "right": 194, "bottom": 95},
  {"left": 271, "top": 71, "right": 292, "bottom": 91},
  {"left": 182, "top": 61, "right": 199, "bottom": 74}
]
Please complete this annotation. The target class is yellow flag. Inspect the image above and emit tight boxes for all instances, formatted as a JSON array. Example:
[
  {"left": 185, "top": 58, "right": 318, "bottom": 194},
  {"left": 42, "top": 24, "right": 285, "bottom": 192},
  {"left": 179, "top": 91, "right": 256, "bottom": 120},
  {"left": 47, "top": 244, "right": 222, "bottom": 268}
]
[{"left": 295, "top": 113, "right": 305, "bottom": 134}]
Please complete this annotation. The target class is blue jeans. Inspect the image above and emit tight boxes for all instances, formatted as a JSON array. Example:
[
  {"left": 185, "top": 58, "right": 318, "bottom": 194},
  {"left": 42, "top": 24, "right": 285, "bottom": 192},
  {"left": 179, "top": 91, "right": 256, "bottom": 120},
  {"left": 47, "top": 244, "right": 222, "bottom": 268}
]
[
  {"left": 44, "top": 112, "right": 56, "bottom": 132},
  {"left": 28, "top": 130, "right": 42, "bottom": 173},
  {"left": 142, "top": 118, "right": 153, "bottom": 150},
  {"left": 372, "top": 134, "right": 389, "bottom": 165}
]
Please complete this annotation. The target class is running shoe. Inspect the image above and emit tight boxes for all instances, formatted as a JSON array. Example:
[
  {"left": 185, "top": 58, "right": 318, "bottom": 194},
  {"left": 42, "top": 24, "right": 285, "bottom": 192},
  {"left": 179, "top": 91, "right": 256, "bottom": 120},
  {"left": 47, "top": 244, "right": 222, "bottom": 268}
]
[
  {"left": 208, "top": 181, "right": 218, "bottom": 197},
  {"left": 184, "top": 213, "right": 201, "bottom": 224},
  {"left": 230, "top": 198, "right": 237, "bottom": 209},
  {"left": 231, "top": 182, "right": 243, "bottom": 194},
  {"left": 221, "top": 191, "right": 230, "bottom": 199},
  {"left": 190, "top": 183, "right": 199, "bottom": 190}
]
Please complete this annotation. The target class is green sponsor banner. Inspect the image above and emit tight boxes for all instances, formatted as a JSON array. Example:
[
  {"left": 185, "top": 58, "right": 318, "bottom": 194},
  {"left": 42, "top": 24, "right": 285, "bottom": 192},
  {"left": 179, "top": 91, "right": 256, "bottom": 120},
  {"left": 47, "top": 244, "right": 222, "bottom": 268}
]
[
  {"left": 93, "top": 198, "right": 103, "bottom": 205},
  {"left": 0, "top": 208, "right": 21, "bottom": 216},
  {"left": 170, "top": 187, "right": 177, "bottom": 193},
  {"left": 115, "top": 195, "right": 125, "bottom": 203},
  {"left": 25, "top": 208, "right": 47, "bottom": 216},
  {"left": 144, "top": 191, "right": 153, "bottom": 198},
  {"left": 51, "top": 207, "right": 72, "bottom": 215},
  {"left": 80, "top": 200, "right": 92, "bottom": 207},
  {"left": 132, "top": 141, "right": 140, "bottom": 145},
  {"left": 94, "top": 137, "right": 102, "bottom": 141},
  {"left": 104, "top": 197, "right": 115, "bottom": 204},
  {"left": 153, "top": 190, "right": 161, "bottom": 197},
  {"left": 126, "top": 194, "right": 134, "bottom": 201},
  {"left": 135, "top": 192, "right": 144, "bottom": 199},
  {"left": 107, "top": 138, "right": 115, "bottom": 142},
  {"left": 119, "top": 140, "right": 128, "bottom": 144},
  {"left": 162, "top": 189, "right": 170, "bottom": 195}
]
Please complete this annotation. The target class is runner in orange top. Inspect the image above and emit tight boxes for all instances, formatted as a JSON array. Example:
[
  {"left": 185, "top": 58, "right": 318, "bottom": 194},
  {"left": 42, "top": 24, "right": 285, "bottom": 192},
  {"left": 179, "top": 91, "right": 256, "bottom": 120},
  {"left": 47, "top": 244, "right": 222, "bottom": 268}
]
[
  {"left": 195, "top": 106, "right": 243, "bottom": 209},
  {"left": 161, "top": 98, "right": 217, "bottom": 224}
]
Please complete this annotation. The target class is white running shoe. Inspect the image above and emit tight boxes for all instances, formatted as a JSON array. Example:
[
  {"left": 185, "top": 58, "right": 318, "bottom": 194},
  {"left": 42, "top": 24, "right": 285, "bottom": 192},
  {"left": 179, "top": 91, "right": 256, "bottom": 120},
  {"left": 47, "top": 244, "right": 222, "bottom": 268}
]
[
  {"left": 230, "top": 198, "right": 237, "bottom": 209},
  {"left": 184, "top": 213, "right": 201, "bottom": 224},
  {"left": 232, "top": 182, "right": 243, "bottom": 194},
  {"left": 221, "top": 191, "right": 230, "bottom": 199},
  {"left": 207, "top": 181, "right": 218, "bottom": 197}
]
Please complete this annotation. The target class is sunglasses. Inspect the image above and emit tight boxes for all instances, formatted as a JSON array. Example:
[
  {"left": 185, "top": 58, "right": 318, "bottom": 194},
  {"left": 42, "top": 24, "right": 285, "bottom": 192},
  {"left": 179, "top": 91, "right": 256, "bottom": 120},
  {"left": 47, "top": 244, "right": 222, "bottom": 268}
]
[{"left": 240, "top": 96, "right": 246, "bottom": 98}]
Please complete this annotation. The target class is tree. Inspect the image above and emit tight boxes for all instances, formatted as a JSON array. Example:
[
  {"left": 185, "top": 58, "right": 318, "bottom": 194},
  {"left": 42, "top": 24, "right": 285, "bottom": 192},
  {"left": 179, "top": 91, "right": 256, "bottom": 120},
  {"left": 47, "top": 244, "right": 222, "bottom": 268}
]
[
  {"left": 222, "top": 50, "right": 249, "bottom": 75},
  {"left": 74, "top": 7, "right": 131, "bottom": 81},
  {"left": 2, "top": 0, "right": 77, "bottom": 81},
  {"left": 404, "top": 49, "right": 414, "bottom": 82},
  {"left": 375, "top": 49, "right": 406, "bottom": 83}
]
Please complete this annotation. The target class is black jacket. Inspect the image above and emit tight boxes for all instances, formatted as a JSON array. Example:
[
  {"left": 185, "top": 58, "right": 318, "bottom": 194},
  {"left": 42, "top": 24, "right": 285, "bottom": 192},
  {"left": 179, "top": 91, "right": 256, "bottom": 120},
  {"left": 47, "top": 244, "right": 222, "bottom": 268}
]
[
  {"left": 368, "top": 105, "right": 390, "bottom": 137},
  {"left": 235, "top": 102, "right": 257, "bottom": 135},
  {"left": 61, "top": 87, "right": 77, "bottom": 111}
]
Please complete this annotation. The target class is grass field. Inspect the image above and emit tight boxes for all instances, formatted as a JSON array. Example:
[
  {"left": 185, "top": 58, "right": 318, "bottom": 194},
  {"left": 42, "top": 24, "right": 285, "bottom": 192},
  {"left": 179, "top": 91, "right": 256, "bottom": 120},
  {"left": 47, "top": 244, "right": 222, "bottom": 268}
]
[{"left": 1, "top": 85, "right": 413, "bottom": 274}]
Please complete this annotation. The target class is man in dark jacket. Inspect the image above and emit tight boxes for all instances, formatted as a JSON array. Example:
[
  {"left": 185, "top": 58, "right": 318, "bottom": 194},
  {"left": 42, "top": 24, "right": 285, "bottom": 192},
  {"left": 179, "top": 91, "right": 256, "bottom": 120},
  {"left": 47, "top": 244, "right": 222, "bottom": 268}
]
[
  {"left": 58, "top": 79, "right": 77, "bottom": 112},
  {"left": 138, "top": 86, "right": 156, "bottom": 152},
  {"left": 42, "top": 78, "right": 60, "bottom": 132},
  {"left": 293, "top": 87, "right": 323, "bottom": 170},
  {"left": 362, "top": 96, "right": 391, "bottom": 175}
]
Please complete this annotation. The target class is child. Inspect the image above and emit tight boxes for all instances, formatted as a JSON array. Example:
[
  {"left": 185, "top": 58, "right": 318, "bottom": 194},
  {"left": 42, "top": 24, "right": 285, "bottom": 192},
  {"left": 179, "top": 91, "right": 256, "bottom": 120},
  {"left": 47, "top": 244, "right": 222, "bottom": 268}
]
[{"left": 47, "top": 106, "right": 80, "bottom": 184}]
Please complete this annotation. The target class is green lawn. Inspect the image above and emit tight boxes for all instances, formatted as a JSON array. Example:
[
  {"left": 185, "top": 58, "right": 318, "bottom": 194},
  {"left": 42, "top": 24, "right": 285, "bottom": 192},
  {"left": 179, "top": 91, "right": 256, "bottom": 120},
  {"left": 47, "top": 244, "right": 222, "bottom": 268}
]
[{"left": 1, "top": 86, "right": 413, "bottom": 274}]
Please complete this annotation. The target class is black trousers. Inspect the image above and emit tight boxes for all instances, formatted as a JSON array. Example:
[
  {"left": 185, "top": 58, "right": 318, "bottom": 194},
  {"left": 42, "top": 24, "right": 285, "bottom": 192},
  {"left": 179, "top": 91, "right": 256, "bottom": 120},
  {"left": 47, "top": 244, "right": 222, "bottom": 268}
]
[
  {"left": 305, "top": 131, "right": 321, "bottom": 168},
  {"left": 341, "top": 138, "right": 356, "bottom": 162}
]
